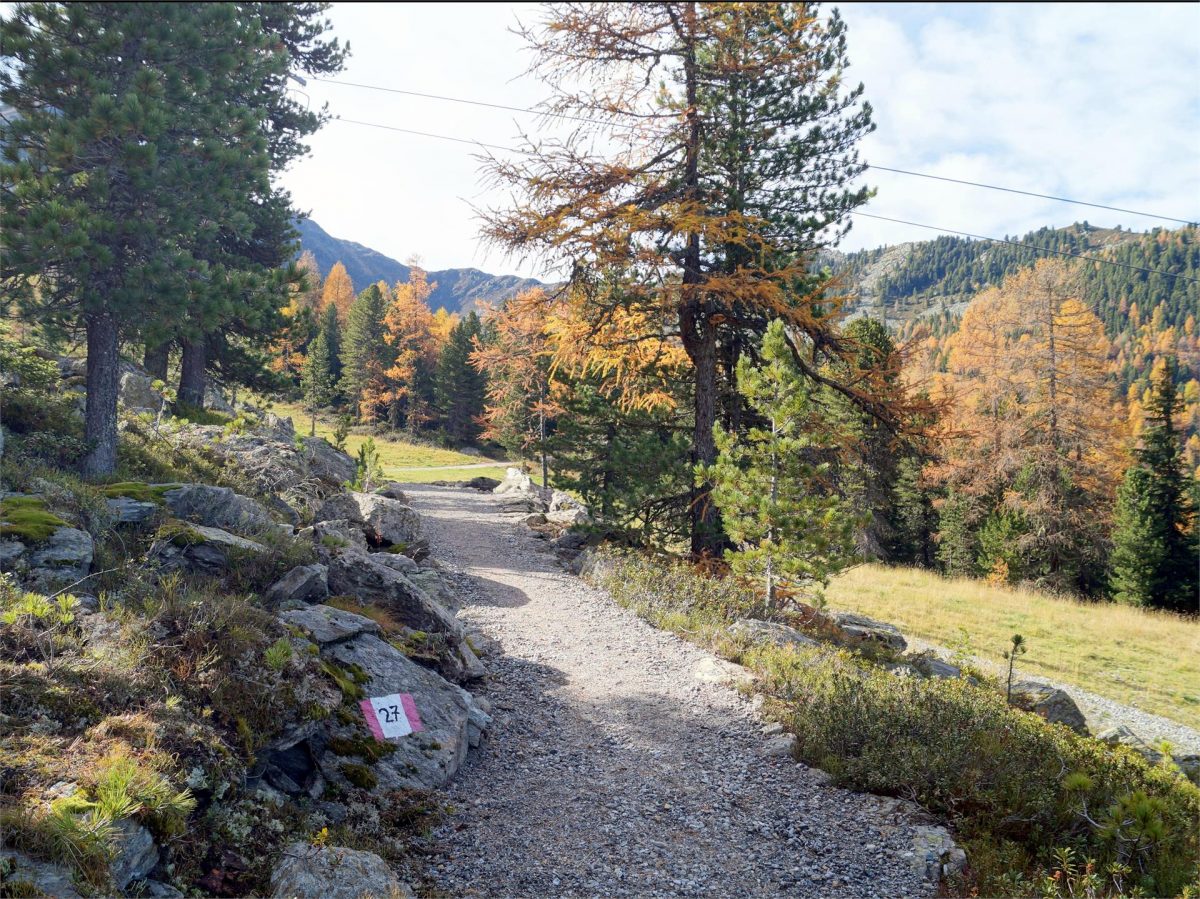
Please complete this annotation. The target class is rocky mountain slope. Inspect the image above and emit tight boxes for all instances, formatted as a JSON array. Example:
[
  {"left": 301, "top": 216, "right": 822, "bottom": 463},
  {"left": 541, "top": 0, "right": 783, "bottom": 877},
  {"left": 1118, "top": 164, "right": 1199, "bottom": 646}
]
[{"left": 296, "top": 218, "right": 545, "bottom": 314}]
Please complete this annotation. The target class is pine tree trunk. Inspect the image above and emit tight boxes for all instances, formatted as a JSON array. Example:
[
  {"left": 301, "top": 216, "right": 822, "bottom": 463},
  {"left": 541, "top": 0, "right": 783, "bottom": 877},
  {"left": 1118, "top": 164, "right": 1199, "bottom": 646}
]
[
  {"left": 81, "top": 311, "right": 120, "bottom": 477},
  {"left": 143, "top": 340, "right": 170, "bottom": 381},
  {"left": 177, "top": 336, "right": 207, "bottom": 408}
]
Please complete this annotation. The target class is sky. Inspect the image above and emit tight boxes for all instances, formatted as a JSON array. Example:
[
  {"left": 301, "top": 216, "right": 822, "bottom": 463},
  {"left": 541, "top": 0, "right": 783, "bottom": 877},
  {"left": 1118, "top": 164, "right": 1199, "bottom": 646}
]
[{"left": 279, "top": 2, "right": 1200, "bottom": 280}]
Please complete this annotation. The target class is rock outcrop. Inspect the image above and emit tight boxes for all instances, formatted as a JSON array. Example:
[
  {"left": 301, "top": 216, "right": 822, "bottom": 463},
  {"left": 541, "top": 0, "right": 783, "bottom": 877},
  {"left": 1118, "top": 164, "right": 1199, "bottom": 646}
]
[
  {"left": 269, "top": 843, "right": 413, "bottom": 899},
  {"left": 315, "top": 491, "right": 425, "bottom": 555},
  {"left": 728, "top": 618, "right": 820, "bottom": 651},
  {"left": 1009, "top": 681, "right": 1088, "bottom": 734}
]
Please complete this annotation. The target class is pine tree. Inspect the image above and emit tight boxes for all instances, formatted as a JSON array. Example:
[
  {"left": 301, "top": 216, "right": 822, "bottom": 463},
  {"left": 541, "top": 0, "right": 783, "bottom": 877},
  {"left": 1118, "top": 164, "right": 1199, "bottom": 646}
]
[
  {"left": 1110, "top": 358, "right": 1198, "bottom": 612},
  {"left": 436, "top": 312, "right": 487, "bottom": 444},
  {"left": 706, "top": 320, "right": 858, "bottom": 613},
  {"left": 339, "top": 284, "right": 391, "bottom": 422},
  {"left": 320, "top": 302, "right": 343, "bottom": 390},
  {"left": 300, "top": 328, "right": 336, "bottom": 436},
  {"left": 0, "top": 4, "right": 305, "bottom": 474}
]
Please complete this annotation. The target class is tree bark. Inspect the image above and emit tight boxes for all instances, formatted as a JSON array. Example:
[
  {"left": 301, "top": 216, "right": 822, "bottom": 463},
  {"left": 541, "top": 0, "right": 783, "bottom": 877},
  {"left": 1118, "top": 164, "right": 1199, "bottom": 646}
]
[
  {"left": 177, "top": 335, "right": 207, "bottom": 409},
  {"left": 81, "top": 311, "right": 120, "bottom": 477},
  {"left": 143, "top": 340, "right": 170, "bottom": 381}
]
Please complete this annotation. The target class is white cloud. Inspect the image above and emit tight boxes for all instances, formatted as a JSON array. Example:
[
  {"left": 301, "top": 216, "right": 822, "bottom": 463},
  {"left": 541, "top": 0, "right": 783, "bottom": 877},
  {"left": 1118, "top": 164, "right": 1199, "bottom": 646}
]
[{"left": 279, "top": 3, "right": 1200, "bottom": 276}]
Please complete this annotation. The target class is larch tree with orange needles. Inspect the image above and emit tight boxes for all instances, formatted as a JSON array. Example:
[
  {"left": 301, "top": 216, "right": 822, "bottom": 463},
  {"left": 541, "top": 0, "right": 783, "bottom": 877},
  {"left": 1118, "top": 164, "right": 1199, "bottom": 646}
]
[
  {"left": 321, "top": 261, "right": 356, "bottom": 322},
  {"left": 383, "top": 268, "right": 439, "bottom": 430},
  {"left": 940, "top": 260, "right": 1125, "bottom": 591},
  {"left": 480, "top": 2, "right": 913, "bottom": 555}
]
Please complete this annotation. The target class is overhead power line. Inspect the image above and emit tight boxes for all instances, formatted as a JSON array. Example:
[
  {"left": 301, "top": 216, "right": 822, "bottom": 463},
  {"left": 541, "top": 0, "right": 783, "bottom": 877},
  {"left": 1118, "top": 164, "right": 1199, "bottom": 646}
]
[
  {"left": 850, "top": 212, "right": 1200, "bottom": 283},
  {"left": 316, "top": 76, "right": 1197, "bottom": 226},
  {"left": 329, "top": 117, "right": 1196, "bottom": 285}
]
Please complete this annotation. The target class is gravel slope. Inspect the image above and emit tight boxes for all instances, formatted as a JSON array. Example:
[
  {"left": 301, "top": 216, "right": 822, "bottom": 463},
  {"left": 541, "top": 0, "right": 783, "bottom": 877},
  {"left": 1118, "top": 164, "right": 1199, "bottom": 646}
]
[{"left": 405, "top": 484, "right": 935, "bottom": 899}]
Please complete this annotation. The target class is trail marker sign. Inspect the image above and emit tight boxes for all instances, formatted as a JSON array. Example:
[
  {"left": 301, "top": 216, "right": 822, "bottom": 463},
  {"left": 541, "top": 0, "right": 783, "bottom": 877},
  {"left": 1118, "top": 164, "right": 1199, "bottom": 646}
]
[{"left": 360, "top": 693, "right": 423, "bottom": 740}]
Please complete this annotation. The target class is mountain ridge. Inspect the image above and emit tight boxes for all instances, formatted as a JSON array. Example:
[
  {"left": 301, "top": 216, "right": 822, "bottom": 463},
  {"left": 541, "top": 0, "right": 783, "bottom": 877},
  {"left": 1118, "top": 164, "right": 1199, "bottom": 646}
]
[{"left": 296, "top": 217, "right": 544, "bottom": 314}]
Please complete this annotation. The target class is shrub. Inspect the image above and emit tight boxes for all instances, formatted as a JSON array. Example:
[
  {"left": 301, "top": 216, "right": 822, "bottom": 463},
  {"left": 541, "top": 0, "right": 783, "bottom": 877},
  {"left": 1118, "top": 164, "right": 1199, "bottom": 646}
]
[{"left": 588, "top": 546, "right": 1200, "bottom": 897}]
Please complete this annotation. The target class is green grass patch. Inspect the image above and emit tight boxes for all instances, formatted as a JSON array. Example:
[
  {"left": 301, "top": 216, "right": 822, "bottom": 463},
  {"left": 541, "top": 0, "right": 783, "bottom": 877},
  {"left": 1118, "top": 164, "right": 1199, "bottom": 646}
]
[
  {"left": 826, "top": 564, "right": 1200, "bottom": 728},
  {"left": 0, "top": 497, "right": 68, "bottom": 542}
]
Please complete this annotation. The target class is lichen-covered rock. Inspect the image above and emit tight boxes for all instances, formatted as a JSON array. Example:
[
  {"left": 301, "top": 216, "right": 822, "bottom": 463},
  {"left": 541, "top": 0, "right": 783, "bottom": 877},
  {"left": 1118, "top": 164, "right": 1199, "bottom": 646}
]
[
  {"left": 0, "top": 849, "right": 83, "bottom": 898},
  {"left": 149, "top": 523, "right": 265, "bottom": 575},
  {"left": 119, "top": 369, "right": 166, "bottom": 413},
  {"left": 763, "top": 733, "right": 798, "bottom": 758},
  {"left": 27, "top": 526, "right": 93, "bottom": 591},
  {"left": 728, "top": 618, "right": 820, "bottom": 651},
  {"left": 911, "top": 825, "right": 967, "bottom": 882},
  {"left": 908, "top": 652, "right": 962, "bottom": 680},
  {"left": 375, "top": 482, "right": 410, "bottom": 504},
  {"left": 269, "top": 843, "right": 413, "bottom": 899},
  {"left": 110, "top": 819, "right": 159, "bottom": 890},
  {"left": 494, "top": 467, "right": 535, "bottom": 495},
  {"left": 280, "top": 605, "right": 380, "bottom": 646},
  {"left": 369, "top": 551, "right": 419, "bottom": 576},
  {"left": 314, "top": 492, "right": 423, "bottom": 552},
  {"left": 1010, "top": 681, "right": 1088, "bottom": 733},
  {"left": 107, "top": 496, "right": 159, "bottom": 525},
  {"left": 311, "top": 519, "right": 368, "bottom": 554},
  {"left": 162, "top": 484, "right": 276, "bottom": 535},
  {"left": 322, "top": 633, "right": 490, "bottom": 790},
  {"left": 828, "top": 611, "right": 908, "bottom": 652},
  {"left": 326, "top": 553, "right": 459, "bottom": 637},
  {"left": 545, "top": 507, "right": 589, "bottom": 527},
  {"left": 692, "top": 657, "right": 756, "bottom": 687},
  {"left": 264, "top": 564, "right": 329, "bottom": 607}
]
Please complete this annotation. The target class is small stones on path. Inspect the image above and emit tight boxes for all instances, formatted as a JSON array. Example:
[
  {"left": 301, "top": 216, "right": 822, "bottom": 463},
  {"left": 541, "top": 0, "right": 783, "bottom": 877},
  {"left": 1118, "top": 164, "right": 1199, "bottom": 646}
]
[{"left": 403, "top": 484, "right": 937, "bottom": 898}]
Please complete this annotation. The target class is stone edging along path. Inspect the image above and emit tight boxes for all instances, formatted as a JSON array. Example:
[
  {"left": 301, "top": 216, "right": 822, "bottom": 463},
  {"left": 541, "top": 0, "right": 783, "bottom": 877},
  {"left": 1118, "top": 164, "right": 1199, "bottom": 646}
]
[{"left": 404, "top": 483, "right": 948, "bottom": 899}]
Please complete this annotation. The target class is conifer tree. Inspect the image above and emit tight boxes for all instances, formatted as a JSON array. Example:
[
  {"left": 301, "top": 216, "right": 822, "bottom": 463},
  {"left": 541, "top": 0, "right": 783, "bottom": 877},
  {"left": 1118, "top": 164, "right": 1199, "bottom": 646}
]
[
  {"left": 0, "top": 4, "right": 305, "bottom": 474},
  {"left": 706, "top": 320, "right": 857, "bottom": 612},
  {"left": 339, "top": 284, "right": 391, "bottom": 421},
  {"left": 382, "top": 269, "right": 438, "bottom": 430},
  {"left": 1110, "top": 358, "right": 1198, "bottom": 612},
  {"left": 300, "top": 328, "right": 336, "bottom": 436},
  {"left": 436, "top": 312, "right": 487, "bottom": 444},
  {"left": 320, "top": 302, "right": 343, "bottom": 389},
  {"left": 321, "top": 262, "right": 356, "bottom": 321},
  {"left": 481, "top": 3, "right": 906, "bottom": 555}
]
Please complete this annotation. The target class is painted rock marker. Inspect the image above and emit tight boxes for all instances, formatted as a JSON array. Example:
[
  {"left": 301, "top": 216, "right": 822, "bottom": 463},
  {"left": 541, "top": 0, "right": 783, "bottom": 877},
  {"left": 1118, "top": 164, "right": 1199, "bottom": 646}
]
[{"left": 360, "top": 693, "right": 423, "bottom": 740}]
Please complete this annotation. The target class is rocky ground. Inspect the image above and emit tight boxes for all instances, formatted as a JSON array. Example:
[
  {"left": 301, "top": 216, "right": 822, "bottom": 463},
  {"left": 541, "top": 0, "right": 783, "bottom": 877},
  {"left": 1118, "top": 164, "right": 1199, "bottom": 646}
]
[{"left": 408, "top": 484, "right": 939, "bottom": 899}]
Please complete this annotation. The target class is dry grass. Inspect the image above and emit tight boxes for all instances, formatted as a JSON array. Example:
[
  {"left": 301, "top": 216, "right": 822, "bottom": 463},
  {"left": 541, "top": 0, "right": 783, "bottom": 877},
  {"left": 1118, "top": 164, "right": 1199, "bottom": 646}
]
[{"left": 825, "top": 564, "right": 1200, "bottom": 728}]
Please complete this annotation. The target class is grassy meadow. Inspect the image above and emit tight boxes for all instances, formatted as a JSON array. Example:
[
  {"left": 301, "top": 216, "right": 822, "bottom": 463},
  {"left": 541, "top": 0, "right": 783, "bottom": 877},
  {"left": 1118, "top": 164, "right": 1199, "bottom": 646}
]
[
  {"left": 267, "top": 400, "right": 540, "bottom": 485},
  {"left": 826, "top": 564, "right": 1200, "bottom": 728}
]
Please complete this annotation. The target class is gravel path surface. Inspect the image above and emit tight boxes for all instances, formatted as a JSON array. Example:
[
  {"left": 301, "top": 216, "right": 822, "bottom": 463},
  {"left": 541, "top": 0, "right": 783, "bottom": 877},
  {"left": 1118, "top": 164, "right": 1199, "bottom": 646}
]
[{"left": 405, "top": 484, "right": 936, "bottom": 899}]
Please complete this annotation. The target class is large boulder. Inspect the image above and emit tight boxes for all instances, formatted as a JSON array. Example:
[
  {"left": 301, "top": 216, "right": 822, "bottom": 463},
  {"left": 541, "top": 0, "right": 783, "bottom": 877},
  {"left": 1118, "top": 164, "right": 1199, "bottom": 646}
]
[
  {"left": 149, "top": 523, "right": 265, "bottom": 576},
  {"left": 301, "top": 437, "right": 357, "bottom": 487},
  {"left": 161, "top": 485, "right": 276, "bottom": 535},
  {"left": 908, "top": 652, "right": 963, "bottom": 680},
  {"left": 728, "top": 618, "right": 820, "bottom": 651},
  {"left": 26, "top": 526, "right": 93, "bottom": 591},
  {"left": 315, "top": 492, "right": 424, "bottom": 554},
  {"left": 119, "top": 369, "right": 166, "bottom": 414},
  {"left": 493, "top": 467, "right": 535, "bottom": 495},
  {"left": 270, "top": 843, "right": 413, "bottom": 899},
  {"left": 322, "top": 633, "right": 490, "bottom": 790},
  {"left": 106, "top": 497, "right": 159, "bottom": 525},
  {"left": 827, "top": 611, "right": 907, "bottom": 653},
  {"left": 265, "top": 564, "right": 329, "bottom": 608},
  {"left": 326, "top": 554, "right": 459, "bottom": 636},
  {"left": 1010, "top": 681, "right": 1088, "bottom": 734},
  {"left": 311, "top": 519, "right": 368, "bottom": 554}
]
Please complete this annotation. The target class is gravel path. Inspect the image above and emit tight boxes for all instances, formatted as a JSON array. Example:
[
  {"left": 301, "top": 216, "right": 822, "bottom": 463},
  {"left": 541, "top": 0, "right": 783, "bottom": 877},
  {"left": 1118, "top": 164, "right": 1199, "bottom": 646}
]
[{"left": 405, "top": 484, "right": 935, "bottom": 899}]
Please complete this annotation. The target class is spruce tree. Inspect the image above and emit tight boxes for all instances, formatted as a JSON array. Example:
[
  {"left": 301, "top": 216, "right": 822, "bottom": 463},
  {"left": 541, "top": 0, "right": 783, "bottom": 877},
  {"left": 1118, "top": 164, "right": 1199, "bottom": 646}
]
[
  {"left": 1110, "top": 359, "right": 1198, "bottom": 612},
  {"left": 435, "top": 312, "right": 487, "bottom": 444},
  {"left": 300, "top": 328, "right": 336, "bottom": 436},
  {"left": 320, "top": 302, "right": 343, "bottom": 389},
  {"left": 706, "top": 320, "right": 858, "bottom": 613},
  {"left": 339, "top": 284, "right": 391, "bottom": 421}
]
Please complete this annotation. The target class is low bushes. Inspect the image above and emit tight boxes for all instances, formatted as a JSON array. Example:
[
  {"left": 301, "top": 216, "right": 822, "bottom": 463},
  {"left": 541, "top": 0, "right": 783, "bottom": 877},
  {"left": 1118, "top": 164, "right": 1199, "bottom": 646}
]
[{"left": 588, "top": 547, "right": 1200, "bottom": 898}]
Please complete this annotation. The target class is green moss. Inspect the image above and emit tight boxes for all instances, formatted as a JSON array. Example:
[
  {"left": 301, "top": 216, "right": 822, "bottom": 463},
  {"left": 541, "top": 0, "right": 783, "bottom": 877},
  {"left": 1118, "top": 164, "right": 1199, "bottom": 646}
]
[
  {"left": 0, "top": 497, "right": 67, "bottom": 543},
  {"left": 340, "top": 763, "right": 377, "bottom": 790},
  {"left": 97, "top": 482, "right": 180, "bottom": 504},
  {"left": 319, "top": 660, "right": 365, "bottom": 700},
  {"left": 328, "top": 735, "right": 397, "bottom": 762},
  {"left": 385, "top": 543, "right": 409, "bottom": 555},
  {"left": 156, "top": 520, "right": 208, "bottom": 547}
]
